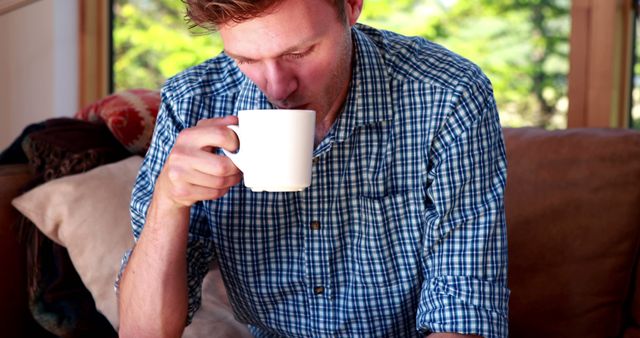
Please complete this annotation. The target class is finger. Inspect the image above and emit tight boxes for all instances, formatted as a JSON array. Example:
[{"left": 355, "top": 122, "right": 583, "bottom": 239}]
[
  {"left": 196, "top": 116, "right": 239, "bottom": 152},
  {"left": 173, "top": 184, "right": 232, "bottom": 204},
  {"left": 182, "top": 170, "right": 243, "bottom": 190},
  {"left": 184, "top": 153, "right": 241, "bottom": 178},
  {"left": 178, "top": 124, "right": 239, "bottom": 153},
  {"left": 196, "top": 115, "right": 238, "bottom": 127},
  {"left": 164, "top": 159, "right": 240, "bottom": 199},
  {"left": 170, "top": 134, "right": 240, "bottom": 174},
  {"left": 196, "top": 116, "right": 238, "bottom": 153}
]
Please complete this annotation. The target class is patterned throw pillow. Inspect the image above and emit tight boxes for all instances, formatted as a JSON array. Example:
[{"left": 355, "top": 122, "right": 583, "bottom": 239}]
[{"left": 75, "top": 89, "right": 160, "bottom": 155}]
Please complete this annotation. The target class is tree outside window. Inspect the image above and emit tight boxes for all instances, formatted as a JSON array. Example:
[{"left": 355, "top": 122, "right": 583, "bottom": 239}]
[{"left": 113, "top": 0, "right": 571, "bottom": 129}]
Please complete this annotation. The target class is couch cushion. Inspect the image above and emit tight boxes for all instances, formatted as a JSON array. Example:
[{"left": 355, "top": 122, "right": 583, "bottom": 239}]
[{"left": 504, "top": 127, "right": 640, "bottom": 337}]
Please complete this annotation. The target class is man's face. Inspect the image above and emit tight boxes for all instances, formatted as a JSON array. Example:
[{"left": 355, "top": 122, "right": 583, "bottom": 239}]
[{"left": 219, "top": 0, "right": 356, "bottom": 129}]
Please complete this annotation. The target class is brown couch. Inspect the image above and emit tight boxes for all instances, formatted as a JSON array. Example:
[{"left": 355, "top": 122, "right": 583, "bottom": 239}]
[
  {"left": 504, "top": 127, "right": 640, "bottom": 337},
  {"left": 1, "top": 127, "right": 640, "bottom": 337},
  {"left": 0, "top": 164, "right": 55, "bottom": 338}
]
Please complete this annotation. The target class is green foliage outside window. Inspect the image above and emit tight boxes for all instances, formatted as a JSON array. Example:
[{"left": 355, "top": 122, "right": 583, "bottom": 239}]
[
  {"left": 113, "top": 0, "right": 221, "bottom": 90},
  {"left": 113, "top": 0, "right": 571, "bottom": 128}
]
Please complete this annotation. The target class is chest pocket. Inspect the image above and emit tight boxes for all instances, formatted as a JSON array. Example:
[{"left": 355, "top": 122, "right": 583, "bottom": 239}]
[{"left": 351, "top": 190, "right": 424, "bottom": 287}]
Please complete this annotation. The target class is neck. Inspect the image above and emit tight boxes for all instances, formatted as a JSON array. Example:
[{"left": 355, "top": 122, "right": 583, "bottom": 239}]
[
  {"left": 314, "top": 97, "right": 346, "bottom": 146},
  {"left": 314, "top": 33, "right": 355, "bottom": 146}
]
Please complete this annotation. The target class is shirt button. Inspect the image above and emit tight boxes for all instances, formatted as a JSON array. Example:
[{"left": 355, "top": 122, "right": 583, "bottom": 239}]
[
  {"left": 310, "top": 220, "right": 321, "bottom": 230},
  {"left": 313, "top": 286, "right": 325, "bottom": 295}
]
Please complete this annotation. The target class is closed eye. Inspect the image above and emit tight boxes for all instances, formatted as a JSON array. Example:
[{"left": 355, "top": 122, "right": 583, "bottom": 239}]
[
  {"left": 234, "top": 57, "right": 257, "bottom": 65},
  {"left": 283, "top": 46, "right": 315, "bottom": 61},
  {"left": 224, "top": 50, "right": 257, "bottom": 66}
]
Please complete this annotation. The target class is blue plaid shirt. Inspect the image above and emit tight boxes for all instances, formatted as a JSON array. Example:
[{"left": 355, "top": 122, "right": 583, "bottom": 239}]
[{"left": 123, "top": 24, "right": 509, "bottom": 337}]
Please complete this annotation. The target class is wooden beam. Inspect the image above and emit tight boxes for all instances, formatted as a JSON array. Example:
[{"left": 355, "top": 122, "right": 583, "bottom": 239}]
[
  {"left": 78, "top": 0, "right": 110, "bottom": 109},
  {"left": 567, "top": 0, "right": 590, "bottom": 128},
  {"left": 568, "top": 0, "right": 635, "bottom": 128},
  {"left": 616, "top": 0, "right": 635, "bottom": 128}
]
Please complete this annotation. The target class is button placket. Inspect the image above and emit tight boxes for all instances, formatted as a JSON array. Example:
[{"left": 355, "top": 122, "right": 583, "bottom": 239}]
[{"left": 304, "top": 155, "right": 335, "bottom": 330}]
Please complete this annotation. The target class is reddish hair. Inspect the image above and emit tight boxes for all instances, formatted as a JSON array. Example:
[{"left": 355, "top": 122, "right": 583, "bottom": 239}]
[{"left": 183, "top": 0, "right": 346, "bottom": 31}]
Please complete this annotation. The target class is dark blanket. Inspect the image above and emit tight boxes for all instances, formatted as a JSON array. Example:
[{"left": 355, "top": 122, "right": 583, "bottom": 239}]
[
  {"left": 3, "top": 118, "right": 131, "bottom": 338},
  {"left": 0, "top": 121, "right": 46, "bottom": 165}
]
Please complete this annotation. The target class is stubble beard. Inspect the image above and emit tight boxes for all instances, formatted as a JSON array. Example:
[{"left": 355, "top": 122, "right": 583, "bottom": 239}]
[{"left": 318, "top": 27, "right": 354, "bottom": 125}]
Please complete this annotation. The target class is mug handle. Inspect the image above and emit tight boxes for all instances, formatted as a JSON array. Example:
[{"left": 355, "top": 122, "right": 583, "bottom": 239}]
[{"left": 221, "top": 125, "right": 245, "bottom": 172}]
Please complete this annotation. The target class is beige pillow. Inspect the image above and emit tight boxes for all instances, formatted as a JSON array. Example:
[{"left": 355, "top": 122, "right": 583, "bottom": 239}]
[
  {"left": 183, "top": 262, "right": 252, "bottom": 338},
  {"left": 12, "top": 156, "right": 142, "bottom": 329},
  {"left": 11, "top": 156, "right": 251, "bottom": 337}
]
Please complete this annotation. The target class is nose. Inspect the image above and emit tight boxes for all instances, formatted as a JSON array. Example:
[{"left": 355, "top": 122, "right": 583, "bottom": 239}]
[{"left": 264, "top": 62, "right": 297, "bottom": 103}]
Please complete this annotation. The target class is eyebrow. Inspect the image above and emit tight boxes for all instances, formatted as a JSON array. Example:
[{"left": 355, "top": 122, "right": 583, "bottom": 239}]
[{"left": 224, "top": 39, "right": 316, "bottom": 62}]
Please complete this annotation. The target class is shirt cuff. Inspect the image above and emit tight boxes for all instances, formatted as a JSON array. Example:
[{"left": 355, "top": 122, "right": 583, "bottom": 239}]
[
  {"left": 416, "top": 275, "right": 510, "bottom": 338},
  {"left": 114, "top": 248, "right": 133, "bottom": 296}
]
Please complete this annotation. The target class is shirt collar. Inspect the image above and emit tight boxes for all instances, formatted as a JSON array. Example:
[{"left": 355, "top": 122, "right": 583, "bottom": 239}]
[
  {"left": 231, "top": 24, "right": 394, "bottom": 140},
  {"left": 332, "top": 23, "right": 394, "bottom": 144}
]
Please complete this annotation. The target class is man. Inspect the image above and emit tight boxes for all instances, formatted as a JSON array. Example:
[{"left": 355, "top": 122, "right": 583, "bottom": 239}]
[{"left": 117, "top": 0, "right": 509, "bottom": 337}]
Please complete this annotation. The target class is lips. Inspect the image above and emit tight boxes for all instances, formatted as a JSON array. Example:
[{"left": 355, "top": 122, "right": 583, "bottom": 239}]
[
  {"left": 269, "top": 95, "right": 308, "bottom": 109},
  {"left": 276, "top": 102, "right": 308, "bottom": 110}
]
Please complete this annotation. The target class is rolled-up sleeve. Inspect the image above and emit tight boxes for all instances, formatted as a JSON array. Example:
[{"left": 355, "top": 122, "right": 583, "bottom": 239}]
[{"left": 416, "top": 76, "right": 510, "bottom": 337}]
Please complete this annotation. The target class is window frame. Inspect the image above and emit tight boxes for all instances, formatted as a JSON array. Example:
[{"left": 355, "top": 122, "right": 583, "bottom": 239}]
[
  {"left": 78, "top": 0, "right": 111, "bottom": 108},
  {"left": 567, "top": 0, "right": 636, "bottom": 128}
]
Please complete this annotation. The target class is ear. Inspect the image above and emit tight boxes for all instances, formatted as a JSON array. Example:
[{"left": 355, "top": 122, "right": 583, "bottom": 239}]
[{"left": 345, "top": 0, "right": 363, "bottom": 26}]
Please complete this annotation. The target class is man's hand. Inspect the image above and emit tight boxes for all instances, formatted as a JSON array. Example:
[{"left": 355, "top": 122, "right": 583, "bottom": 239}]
[{"left": 155, "top": 115, "right": 243, "bottom": 208}]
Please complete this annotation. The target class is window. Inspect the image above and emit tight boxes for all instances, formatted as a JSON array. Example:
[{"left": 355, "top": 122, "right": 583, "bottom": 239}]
[
  {"left": 111, "top": 0, "right": 575, "bottom": 128},
  {"left": 112, "top": 0, "right": 222, "bottom": 91},
  {"left": 631, "top": 1, "right": 640, "bottom": 129}
]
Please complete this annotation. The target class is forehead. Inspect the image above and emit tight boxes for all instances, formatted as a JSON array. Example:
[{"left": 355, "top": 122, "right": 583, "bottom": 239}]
[{"left": 219, "top": 0, "right": 339, "bottom": 59}]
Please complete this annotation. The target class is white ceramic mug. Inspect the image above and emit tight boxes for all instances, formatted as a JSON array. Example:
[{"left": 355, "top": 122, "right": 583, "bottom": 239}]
[{"left": 223, "top": 109, "right": 316, "bottom": 192}]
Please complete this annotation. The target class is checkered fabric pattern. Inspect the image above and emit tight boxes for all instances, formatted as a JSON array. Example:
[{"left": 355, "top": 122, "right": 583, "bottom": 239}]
[{"left": 121, "top": 23, "right": 509, "bottom": 337}]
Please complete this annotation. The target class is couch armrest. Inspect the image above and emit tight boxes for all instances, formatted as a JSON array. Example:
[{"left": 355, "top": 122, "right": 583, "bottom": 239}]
[
  {"left": 504, "top": 127, "right": 640, "bottom": 338},
  {"left": 0, "top": 164, "right": 34, "bottom": 337}
]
